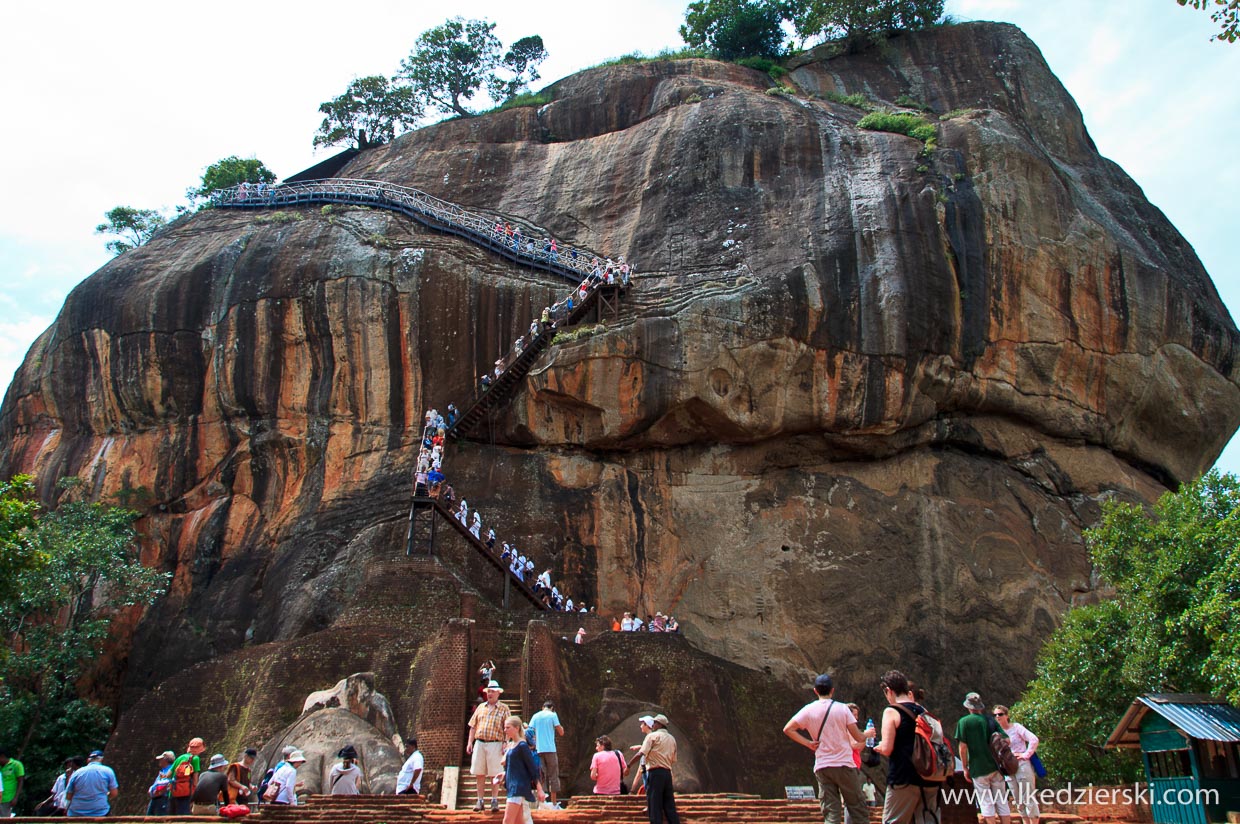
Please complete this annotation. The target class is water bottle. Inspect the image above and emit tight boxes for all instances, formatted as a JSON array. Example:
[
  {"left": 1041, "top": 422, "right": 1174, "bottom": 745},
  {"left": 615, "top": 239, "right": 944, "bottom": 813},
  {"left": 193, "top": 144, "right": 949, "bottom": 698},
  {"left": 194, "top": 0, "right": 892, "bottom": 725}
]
[{"left": 865, "top": 718, "right": 876, "bottom": 747}]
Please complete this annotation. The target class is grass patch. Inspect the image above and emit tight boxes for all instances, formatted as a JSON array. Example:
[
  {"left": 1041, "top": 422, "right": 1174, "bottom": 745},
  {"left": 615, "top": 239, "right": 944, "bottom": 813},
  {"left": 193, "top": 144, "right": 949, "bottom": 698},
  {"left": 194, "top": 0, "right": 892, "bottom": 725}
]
[
  {"left": 895, "top": 94, "right": 931, "bottom": 112},
  {"left": 857, "top": 111, "right": 937, "bottom": 144},
  {"left": 490, "top": 90, "right": 553, "bottom": 113},
  {"left": 589, "top": 46, "right": 711, "bottom": 70},
  {"left": 820, "top": 90, "right": 875, "bottom": 110},
  {"left": 939, "top": 108, "right": 976, "bottom": 121},
  {"left": 734, "top": 56, "right": 788, "bottom": 80},
  {"left": 253, "top": 211, "right": 302, "bottom": 224},
  {"left": 685, "top": 92, "right": 703, "bottom": 104},
  {"left": 765, "top": 84, "right": 797, "bottom": 98},
  {"left": 363, "top": 232, "right": 395, "bottom": 249}
]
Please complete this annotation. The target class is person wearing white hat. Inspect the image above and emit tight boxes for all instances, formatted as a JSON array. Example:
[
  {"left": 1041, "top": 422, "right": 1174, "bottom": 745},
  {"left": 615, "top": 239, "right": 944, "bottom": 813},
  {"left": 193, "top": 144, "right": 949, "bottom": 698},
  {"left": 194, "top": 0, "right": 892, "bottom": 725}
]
[
  {"left": 266, "top": 751, "right": 305, "bottom": 806},
  {"left": 191, "top": 755, "right": 229, "bottom": 814},
  {"left": 466, "top": 680, "right": 510, "bottom": 811},
  {"left": 640, "top": 714, "right": 681, "bottom": 824}
]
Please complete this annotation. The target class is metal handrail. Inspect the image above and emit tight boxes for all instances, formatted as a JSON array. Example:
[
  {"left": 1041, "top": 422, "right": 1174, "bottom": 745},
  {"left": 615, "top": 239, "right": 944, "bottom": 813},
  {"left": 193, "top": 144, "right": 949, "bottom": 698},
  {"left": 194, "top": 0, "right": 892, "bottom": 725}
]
[{"left": 211, "top": 179, "right": 630, "bottom": 284}]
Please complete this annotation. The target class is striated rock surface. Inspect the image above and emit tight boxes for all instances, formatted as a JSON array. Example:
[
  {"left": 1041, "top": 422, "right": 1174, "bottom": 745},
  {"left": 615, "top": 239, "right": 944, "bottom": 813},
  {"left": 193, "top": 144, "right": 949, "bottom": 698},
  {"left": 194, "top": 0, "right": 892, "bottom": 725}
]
[{"left": 1, "top": 21, "right": 1238, "bottom": 796}]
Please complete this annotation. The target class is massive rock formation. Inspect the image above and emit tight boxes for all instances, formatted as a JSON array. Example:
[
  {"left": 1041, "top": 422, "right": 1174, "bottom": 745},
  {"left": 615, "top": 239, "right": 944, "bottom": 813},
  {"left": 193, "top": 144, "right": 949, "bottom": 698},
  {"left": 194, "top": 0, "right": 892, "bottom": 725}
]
[{"left": 1, "top": 21, "right": 1237, "bottom": 801}]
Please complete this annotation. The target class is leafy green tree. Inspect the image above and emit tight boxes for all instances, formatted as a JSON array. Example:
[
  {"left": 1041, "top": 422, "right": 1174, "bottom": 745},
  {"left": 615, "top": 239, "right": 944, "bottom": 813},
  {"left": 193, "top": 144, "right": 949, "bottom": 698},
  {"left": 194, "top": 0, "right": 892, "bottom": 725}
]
[
  {"left": 489, "top": 36, "right": 549, "bottom": 102},
  {"left": 1177, "top": 0, "right": 1239, "bottom": 42},
  {"left": 313, "top": 76, "right": 423, "bottom": 149},
  {"left": 396, "top": 18, "right": 549, "bottom": 118},
  {"left": 791, "top": 0, "right": 944, "bottom": 50},
  {"left": 1015, "top": 470, "right": 1240, "bottom": 784},
  {"left": 95, "top": 206, "right": 167, "bottom": 255},
  {"left": 191, "top": 156, "right": 276, "bottom": 201},
  {"left": 0, "top": 476, "right": 43, "bottom": 613},
  {"left": 0, "top": 478, "right": 168, "bottom": 809},
  {"left": 681, "top": 0, "right": 788, "bottom": 59}
]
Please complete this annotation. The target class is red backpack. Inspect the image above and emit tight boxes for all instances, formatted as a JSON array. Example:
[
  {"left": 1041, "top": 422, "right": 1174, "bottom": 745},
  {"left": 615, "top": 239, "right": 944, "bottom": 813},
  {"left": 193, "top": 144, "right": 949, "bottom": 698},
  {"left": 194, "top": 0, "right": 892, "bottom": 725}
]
[
  {"left": 171, "top": 759, "right": 196, "bottom": 798},
  {"left": 897, "top": 705, "right": 954, "bottom": 783}
]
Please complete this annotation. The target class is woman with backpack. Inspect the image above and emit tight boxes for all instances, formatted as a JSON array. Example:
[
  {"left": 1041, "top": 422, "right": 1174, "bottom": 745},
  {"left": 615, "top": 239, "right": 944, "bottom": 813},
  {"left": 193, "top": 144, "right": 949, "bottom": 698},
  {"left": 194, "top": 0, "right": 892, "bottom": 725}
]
[
  {"left": 873, "top": 670, "right": 940, "bottom": 824},
  {"left": 994, "top": 706, "right": 1040, "bottom": 824}
]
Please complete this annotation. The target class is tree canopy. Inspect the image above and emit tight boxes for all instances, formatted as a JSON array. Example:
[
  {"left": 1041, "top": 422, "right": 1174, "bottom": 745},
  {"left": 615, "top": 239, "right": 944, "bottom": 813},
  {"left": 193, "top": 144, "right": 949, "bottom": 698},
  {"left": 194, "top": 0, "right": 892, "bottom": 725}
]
[
  {"left": 680, "top": 0, "right": 788, "bottom": 59},
  {"left": 191, "top": 156, "right": 276, "bottom": 201},
  {"left": 94, "top": 205, "right": 167, "bottom": 255},
  {"left": 314, "top": 75, "right": 423, "bottom": 149},
  {"left": 396, "top": 18, "right": 548, "bottom": 118},
  {"left": 1177, "top": 0, "right": 1239, "bottom": 42},
  {"left": 790, "top": 0, "right": 944, "bottom": 49},
  {"left": 1015, "top": 470, "right": 1240, "bottom": 784},
  {"left": 0, "top": 477, "right": 168, "bottom": 810}
]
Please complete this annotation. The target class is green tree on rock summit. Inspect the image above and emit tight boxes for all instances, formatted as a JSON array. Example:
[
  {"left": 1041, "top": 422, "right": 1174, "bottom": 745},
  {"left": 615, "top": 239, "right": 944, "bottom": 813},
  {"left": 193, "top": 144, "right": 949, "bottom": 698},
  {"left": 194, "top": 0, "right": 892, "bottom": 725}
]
[
  {"left": 191, "top": 155, "right": 276, "bottom": 201},
  {"left": 314, "top": 76, "right": 423, "bottom": 150},
  {"left": 95, "top": 205, "right": 167, "bottom": 256},
  {"left": 680, "top": 0, "right": 788, "bottom": 59},
  {"left": 397, "top": 18, "right": 548, "bottom": 118}
]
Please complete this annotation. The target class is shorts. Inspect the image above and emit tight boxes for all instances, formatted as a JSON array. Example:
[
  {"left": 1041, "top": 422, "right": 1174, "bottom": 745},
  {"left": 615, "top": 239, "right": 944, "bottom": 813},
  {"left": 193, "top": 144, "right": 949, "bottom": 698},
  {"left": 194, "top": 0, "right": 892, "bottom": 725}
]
[
  {"left": 540, "top": 752, "right": 561, "bottom": 793},
  {"left": 471, "top": 740, "right": 505, "bottom": 776},
  {"left": 972, "top": 771, "right": 1011, "bottom": 818},
  {"left": 506, "top": 796, "right": 534, "bottom": 824}
]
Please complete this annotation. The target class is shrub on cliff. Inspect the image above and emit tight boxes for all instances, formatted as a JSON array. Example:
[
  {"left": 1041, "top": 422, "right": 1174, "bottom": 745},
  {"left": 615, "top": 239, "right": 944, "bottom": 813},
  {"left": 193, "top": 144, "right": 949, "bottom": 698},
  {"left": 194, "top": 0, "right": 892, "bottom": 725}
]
[
  {"left": 191, "top": 155, "right": 277, "bottom": 200},
  {"left": 1016, "top": 470, "right": 1240, "bottom": 784},
  {"left": 95, "top": 205, "right": 167, "bottom": 256},
  {"left": 856, "top": 110, "right": 937, "bottom": 143}
]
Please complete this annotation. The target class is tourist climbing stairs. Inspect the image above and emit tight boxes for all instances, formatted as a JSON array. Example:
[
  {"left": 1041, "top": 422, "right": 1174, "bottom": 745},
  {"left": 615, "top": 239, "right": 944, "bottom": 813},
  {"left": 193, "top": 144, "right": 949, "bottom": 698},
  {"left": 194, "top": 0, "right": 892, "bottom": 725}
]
[
  {"left": 446, "top": 283, "right": 618, "bottom": 440},
  {"left": 406, "top": 497, "right": 547, "bottom": 611},
  {"left": 452, "top": 688, "right": 525, "bottom": 813}
]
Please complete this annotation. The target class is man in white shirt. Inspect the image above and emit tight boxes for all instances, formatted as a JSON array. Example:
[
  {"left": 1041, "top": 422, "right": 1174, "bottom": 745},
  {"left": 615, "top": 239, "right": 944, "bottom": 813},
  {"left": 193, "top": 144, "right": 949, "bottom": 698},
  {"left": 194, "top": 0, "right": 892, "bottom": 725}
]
[
  {"left": 395, "top": 739, "right": 424, "bottom": 795},
  {"left": 783, "top": 674, "right": 869, "bottom": 824}
]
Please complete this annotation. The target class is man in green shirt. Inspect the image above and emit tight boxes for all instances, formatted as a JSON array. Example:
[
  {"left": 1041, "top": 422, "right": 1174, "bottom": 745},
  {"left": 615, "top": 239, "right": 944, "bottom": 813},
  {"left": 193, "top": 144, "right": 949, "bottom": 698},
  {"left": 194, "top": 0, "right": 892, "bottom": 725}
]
[
  {"left": 954, "top": 692, "right": 1010, "bottom": 824},
  {"left": 0, "top": 747, "right": 25, "bottom": 816}
]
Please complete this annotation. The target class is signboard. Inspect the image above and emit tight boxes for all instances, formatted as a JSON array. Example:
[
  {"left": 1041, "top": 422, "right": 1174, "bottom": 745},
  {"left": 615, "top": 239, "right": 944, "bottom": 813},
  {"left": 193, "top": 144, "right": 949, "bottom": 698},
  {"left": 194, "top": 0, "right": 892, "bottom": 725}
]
[{"left": 785, "top": 786, "right": 817, "bottom": 800}]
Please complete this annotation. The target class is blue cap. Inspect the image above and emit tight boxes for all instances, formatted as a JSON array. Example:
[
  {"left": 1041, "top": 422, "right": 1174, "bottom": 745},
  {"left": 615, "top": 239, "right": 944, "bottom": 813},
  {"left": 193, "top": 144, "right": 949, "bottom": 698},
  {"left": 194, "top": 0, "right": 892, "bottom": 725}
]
[{"left": 89, "top": 750, "right": 105, "bottom": 758}]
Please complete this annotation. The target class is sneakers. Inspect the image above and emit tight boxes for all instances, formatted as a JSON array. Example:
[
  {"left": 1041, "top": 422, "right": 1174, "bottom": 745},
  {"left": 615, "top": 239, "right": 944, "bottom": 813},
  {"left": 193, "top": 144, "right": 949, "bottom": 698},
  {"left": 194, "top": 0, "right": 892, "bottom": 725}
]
[
  {"left": 472, "top": 801, "right": 484, "bottom": 812},
  {"left": 490, "top": 798, "right": 500, "bottom": 812}
]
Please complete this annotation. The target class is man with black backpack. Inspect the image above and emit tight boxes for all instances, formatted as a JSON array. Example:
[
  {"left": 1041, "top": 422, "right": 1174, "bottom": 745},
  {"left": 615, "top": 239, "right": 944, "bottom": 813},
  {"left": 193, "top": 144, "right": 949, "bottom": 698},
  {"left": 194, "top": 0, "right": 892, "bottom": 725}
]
[
  {"left": 783, "top": 673, "right": 870, "bottom": 824},
  {"left": 955, "top": 692, "right": 1012, "bottom": 824}
]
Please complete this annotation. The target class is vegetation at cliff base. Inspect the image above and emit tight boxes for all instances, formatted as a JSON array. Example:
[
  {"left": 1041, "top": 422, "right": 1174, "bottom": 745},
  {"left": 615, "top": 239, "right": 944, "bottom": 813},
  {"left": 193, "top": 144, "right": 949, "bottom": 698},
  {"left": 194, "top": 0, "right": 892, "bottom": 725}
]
[
  {"left": 0, "top": 476, "right": 168, "bottom": 812},
  {"left": 1177, "top": 0, "right": 1239, "bottom": 42},
  {"left": 95, "top": 205, "right": 167, "bottom": 255},
  {"left": 1015, "top": 470, "right": 1240, "bottom": 784}
]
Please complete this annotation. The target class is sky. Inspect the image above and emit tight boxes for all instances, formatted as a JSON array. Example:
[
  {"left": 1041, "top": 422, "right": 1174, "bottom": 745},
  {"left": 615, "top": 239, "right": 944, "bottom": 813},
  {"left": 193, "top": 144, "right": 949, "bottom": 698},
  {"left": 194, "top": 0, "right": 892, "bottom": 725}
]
[{"left": 1, "top": 0, "right": 1237, "bottom": 474}]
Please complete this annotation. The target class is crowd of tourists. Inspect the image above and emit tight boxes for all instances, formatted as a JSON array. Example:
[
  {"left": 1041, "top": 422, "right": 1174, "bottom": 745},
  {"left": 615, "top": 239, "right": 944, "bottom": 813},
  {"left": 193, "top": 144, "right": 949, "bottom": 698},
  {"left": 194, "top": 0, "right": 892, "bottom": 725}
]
[
  {"left": 784, "top": 670, "right": 1043, "bottom": 824},
  {"left": 612, "top": 611, "right": 681, "bottom": 633},
  {"left": 465, "top": 679, "right": 680, "bottom": 824}
]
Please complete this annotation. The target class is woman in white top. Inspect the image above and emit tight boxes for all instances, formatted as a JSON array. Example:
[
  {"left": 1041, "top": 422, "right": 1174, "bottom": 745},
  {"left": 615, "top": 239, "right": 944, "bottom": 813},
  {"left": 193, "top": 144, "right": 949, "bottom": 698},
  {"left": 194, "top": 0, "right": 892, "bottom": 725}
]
[
  {"left": 328, "top": 746, "right": 364, "bottom": 795},
  {"left": 994, "top": 705, "right": 1040, "bottom": 824}
]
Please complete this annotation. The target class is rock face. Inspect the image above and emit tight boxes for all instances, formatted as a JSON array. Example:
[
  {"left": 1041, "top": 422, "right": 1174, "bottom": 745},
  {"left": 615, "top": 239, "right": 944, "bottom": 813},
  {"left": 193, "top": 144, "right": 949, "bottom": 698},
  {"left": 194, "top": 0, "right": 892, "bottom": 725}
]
[
  {"left": 1, "top": 21, "right": 1237, "bottom": 796},
  {"left": 302, "top": 672, "right": 401, "bottom": 748},
  {"left": 258, "top": 707, "right": 403, "bottom": 795}
]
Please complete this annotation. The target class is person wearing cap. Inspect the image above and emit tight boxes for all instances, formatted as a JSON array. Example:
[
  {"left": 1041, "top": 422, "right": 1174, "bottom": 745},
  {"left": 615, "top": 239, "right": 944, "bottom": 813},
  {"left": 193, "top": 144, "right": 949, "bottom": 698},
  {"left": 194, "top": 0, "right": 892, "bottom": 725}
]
[
  {"left": 226, "top": 750, "right": 257, "bottom": 805},
  {"left": 266, "top": 750, "right": 305, "bottom": 805},
  {"left": 395, "top": 738, "right": 424, "bottom": 795},
  {"left": 146, "top": 751, "right": 176, "bottom": 815},
  {"left": 466, "top": 679, "right": 511, "bottom": 811},
  {"left": 329, "top": 745, "right": 364, "bottom": 795},
  {"left": 783, "top": 673, "right": 870, "bottom": 824},
  {"left": 529, "top": 699, "right": 566, "bottom": 809},
  {"left": 192, "top": 754, "right": 229, "bottom": 814},
  {"left": 65, "top": 751, "right": 118, "bottom": 817},
  {"left": 169, "top": 737, "right": 206, "bottom": 815},
  {"left": 955, "top": 692, "right": 1011, "bottom": 824},
  {"left": 639, "top": 714, "right": 681, "bottom": 824}
]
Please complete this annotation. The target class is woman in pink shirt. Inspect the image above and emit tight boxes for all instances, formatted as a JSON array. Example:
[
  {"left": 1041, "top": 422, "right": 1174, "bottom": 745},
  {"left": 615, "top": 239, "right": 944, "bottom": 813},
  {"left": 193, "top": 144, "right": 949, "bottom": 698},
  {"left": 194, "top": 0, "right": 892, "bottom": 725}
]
[{"left": 589, "top": 736, "right": 624, "bottom": 795}]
